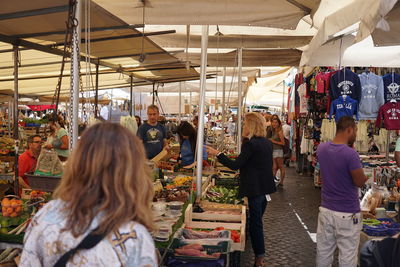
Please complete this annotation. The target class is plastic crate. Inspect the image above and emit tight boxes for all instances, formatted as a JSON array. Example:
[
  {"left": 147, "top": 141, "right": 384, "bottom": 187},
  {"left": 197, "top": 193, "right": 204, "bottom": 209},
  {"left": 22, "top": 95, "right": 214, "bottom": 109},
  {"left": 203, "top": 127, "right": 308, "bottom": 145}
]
[
  {"left": 25, "top": 172, "right": 61, "bottom": 192},
  {"left": 169, "top": 239, "right": 230, "bottom": 261}
]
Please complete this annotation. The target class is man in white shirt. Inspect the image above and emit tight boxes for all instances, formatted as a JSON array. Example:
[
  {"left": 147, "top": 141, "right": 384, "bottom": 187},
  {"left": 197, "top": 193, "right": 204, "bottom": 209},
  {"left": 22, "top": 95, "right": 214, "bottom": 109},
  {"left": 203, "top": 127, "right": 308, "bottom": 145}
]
[{"left": 100, "top": 105, "right": 109, "bottom": 120}]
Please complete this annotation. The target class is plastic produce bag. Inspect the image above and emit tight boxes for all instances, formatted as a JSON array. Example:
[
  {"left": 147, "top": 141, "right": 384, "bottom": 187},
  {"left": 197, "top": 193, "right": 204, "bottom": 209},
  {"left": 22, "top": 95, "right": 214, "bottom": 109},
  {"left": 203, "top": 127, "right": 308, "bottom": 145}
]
[{"left": 35, "top": 149, "right": 63, "bottom": 176}]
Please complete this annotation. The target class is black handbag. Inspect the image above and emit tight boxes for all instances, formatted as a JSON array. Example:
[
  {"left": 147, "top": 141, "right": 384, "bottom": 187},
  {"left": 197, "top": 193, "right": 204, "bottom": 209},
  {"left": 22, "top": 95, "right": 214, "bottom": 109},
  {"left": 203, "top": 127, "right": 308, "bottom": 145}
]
[
  {"left": 54, "top": 228, "right": 105, "bottom": 267},
  {"left": 360, "top": 240, "right": 385, "bottom": 267}
]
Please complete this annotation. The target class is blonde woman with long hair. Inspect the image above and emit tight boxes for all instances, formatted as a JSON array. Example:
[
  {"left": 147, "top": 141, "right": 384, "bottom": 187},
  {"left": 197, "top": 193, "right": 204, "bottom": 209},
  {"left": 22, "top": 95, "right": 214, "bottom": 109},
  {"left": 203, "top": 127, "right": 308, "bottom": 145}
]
[
  {"left": 20, "top": 123, "right": 157, "bottom": 267},
  {"left": 207, "top": 112, "right": 276, "bottom": 267}
]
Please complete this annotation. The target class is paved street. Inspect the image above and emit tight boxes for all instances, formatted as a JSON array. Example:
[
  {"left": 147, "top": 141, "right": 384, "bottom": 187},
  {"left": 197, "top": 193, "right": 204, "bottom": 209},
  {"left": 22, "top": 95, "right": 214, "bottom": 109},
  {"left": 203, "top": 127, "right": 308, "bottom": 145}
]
[{"left": 242, "top": 166, "right": 338, "bottom": 267}]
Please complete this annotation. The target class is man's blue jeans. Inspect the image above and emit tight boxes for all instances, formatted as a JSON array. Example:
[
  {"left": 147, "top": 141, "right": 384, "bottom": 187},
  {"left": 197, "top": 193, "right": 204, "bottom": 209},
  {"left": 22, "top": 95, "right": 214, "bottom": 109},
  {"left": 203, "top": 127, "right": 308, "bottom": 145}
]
[{"left": 248, "top": 195, "right": 268, "bottom": 258}]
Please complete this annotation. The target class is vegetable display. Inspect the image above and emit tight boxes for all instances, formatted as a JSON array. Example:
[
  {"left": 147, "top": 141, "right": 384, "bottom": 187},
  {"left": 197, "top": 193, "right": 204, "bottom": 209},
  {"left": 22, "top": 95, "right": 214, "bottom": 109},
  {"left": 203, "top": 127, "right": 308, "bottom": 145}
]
[{"left": 205, "top": 186, "right": 241, "bottom": 204}]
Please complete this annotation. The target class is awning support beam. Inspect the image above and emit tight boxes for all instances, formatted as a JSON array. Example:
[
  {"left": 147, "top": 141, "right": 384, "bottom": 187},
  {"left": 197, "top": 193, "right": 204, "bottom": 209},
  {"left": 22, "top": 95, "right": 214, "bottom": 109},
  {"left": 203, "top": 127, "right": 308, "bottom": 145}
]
[
  {"left": 0, "top": 5, "right": 69, "bottom": 21},
  {"left": 0, "top": 33, "right": 140, "bottom": 79},
  {"left": 52, "top": 30, "right": 176, "bottom": 47},
  {"left": 99, "top": 50, "right": 184, "bottom": 60},
  {"left": 10, "top": 24, "right": 145, "bottom": 39}
]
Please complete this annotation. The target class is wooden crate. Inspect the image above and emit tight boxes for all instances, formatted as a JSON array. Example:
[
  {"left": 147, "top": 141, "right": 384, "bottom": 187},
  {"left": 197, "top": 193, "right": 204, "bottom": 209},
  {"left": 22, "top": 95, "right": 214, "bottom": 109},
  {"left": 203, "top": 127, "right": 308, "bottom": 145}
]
[{"left": 184, "top": 204, "right": 246, "bottom": 251}]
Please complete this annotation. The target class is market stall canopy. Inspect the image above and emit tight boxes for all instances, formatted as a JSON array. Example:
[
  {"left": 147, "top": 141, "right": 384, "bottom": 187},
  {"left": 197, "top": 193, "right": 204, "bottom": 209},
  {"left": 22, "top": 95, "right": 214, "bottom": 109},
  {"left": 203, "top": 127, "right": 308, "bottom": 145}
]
[
  {"left": 0, "top": 0, "right": 200, "bottom": 95},
  {"left": 93, "top": 0, "right": 321, "bottom": 29},
  {"left": 300, "top": 0, "right": 398, "bottom": 66},
  {"left": 357, "top": 1, "right": 400, "bottom": 46},
  {"left": 150, "top": 34, "right": 313, "bottom": 49},
  {"left": 175, "top": 49, "right": 302, "bottom": 67},
  {"left": 305, "top": 34, "right": 400, "bottom": 67},
  {"left": 246, "top": 67, "right": 294, "bottom": 105}
]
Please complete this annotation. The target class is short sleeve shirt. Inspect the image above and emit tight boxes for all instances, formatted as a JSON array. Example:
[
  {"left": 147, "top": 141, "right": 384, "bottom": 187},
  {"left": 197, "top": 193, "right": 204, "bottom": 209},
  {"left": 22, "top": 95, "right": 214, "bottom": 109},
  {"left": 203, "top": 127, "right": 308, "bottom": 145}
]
[
  {"left": 55, "top": 128, "right": 69, "bottom": 158},
  {"left": 396, "top": 137, "right": 400, "bottom": 152},
  {"left": 137, "top": 123, "right": 167, "bottom": 159},
  {"left": 18, "top": 150, "right": 37, "bottom": 184},
  {"left": 317, "top": 142, "right": 362, "bottom": 213}
]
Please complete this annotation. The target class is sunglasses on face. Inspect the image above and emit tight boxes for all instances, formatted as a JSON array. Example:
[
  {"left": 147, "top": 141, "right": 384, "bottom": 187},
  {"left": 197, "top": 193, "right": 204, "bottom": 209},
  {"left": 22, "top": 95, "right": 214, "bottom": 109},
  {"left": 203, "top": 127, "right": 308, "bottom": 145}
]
[{"left": 32, "top": 141, "right": 43, "bottom": 144}]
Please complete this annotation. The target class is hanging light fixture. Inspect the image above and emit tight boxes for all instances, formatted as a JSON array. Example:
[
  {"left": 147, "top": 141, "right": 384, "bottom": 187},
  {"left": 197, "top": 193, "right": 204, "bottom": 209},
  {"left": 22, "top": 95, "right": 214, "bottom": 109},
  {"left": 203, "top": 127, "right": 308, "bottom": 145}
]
[{"left": 134, "top": 0, "right": 153, "bottom": 63}]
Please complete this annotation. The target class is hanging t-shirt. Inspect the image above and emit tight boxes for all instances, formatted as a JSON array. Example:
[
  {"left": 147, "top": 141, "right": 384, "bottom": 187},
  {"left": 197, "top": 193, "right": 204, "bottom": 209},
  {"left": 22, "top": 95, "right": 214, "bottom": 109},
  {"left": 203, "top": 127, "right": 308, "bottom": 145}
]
[
  {"left": 329, "top": 95, "right": 359, "bottom": 122},
  {"left": 315, "top": 72, "right": 326, "bottom": 94},
  {"left": 298, "top": 83, "right": 308, "bottom": 114},
  {"left": 329, "top": 68, "right": 362, "bottom": 102},
  {"left": 382, "top": 73, "right": 400, "bottom": 103},
  {"left": 376, "top": 101, "right": 400, "bottom": 130},
  {"left": 137, "top": 122, "right": 167, "bottom": 159},
  {"left": 358, "top": 72, "right": 385, "bottom": 120}
]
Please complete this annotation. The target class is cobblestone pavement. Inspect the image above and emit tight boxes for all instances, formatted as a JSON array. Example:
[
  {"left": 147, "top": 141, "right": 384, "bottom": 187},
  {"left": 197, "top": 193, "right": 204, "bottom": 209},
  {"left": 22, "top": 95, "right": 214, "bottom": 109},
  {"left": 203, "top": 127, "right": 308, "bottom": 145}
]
[{"left": 242, "top": 166, "right": 338, "bottom": 267}]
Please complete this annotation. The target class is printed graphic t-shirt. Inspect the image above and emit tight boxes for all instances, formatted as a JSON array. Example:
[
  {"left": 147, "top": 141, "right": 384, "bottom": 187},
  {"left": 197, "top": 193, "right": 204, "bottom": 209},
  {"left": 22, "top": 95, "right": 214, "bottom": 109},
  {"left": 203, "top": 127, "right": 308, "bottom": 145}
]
[
  {"left": 137, "top": 122, "right": 167, "bottom": 159},
  {"left": 317, "top": 142, "right": 362, "bottom": 213},
  {"left": 376, "top": 101, "right": 400, "bottom": 130},
  {"left": 383, "top": 73, "right": 400, "bottom": 103}
]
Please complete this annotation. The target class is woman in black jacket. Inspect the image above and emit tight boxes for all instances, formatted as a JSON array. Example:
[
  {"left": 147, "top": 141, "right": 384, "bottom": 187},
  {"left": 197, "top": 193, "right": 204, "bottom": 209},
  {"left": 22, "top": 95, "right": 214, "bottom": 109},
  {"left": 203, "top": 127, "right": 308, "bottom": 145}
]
[{"left": 207, "top": 112, "right": 276, "bottom": 267}]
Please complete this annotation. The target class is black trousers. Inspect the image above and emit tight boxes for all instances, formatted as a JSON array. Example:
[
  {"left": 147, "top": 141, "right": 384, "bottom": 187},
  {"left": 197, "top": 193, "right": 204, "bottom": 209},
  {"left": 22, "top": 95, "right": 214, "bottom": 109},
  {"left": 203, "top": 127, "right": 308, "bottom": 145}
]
[{"left": 248, "top": 195, "right": 268, "bottom": 257}]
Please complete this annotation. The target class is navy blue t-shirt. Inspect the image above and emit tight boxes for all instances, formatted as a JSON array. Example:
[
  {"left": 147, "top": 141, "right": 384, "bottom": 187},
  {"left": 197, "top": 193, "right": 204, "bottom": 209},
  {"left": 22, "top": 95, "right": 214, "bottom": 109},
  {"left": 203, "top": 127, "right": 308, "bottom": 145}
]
[
  {"left": 329, "top": 68, "right": 361, "bottom": 102},
  {"left": 137, "top": 122, "right": 167, "bottom": 159}
]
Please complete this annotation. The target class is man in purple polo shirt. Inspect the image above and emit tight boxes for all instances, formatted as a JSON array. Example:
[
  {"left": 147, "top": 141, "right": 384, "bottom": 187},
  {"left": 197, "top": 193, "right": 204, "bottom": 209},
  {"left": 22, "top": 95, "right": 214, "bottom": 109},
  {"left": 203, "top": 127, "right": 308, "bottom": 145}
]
[{"left": 316, "top": 116, "right": 368, "bottom": 267}]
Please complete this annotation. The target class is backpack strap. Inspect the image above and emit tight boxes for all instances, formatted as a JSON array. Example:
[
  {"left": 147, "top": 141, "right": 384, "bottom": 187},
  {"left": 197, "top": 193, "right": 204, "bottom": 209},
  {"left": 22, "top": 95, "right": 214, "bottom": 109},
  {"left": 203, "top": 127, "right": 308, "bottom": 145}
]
[{"left": 54, "top": 228, "right": 105, "bottom": 267}]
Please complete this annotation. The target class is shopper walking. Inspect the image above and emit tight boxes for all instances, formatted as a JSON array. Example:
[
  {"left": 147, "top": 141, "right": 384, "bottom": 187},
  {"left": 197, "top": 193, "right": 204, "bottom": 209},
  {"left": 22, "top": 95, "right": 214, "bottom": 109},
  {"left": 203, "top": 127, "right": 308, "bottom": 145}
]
[
  {"left": 206, "top": 112, "right": 276, "bottom": 267},
  {"left": 269, "top": 116, "right": 286, "bottom": 186},
  {"left": 137, "top": 105, "right": 169, "bottom": 159},
  {"left": 20, "top": 123, "right": 157, "bottom": 267},
  {"left": 316, "top": 116, "right": 368, "bottom": 267},
  {"left": 45, "top": 118, "right": 69, "bottom": 161}
]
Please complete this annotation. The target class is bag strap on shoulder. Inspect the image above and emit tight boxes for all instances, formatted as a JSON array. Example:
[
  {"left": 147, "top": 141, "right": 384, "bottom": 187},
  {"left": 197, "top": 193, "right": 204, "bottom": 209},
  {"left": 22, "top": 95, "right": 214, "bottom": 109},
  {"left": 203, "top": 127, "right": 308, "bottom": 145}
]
[{"left": 54, "top": 228, "right": 105, "bottom": 267}]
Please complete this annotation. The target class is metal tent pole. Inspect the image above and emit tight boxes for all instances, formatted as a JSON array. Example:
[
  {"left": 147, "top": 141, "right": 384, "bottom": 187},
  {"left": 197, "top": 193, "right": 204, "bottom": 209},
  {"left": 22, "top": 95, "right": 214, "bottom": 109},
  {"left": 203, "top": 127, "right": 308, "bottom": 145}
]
[
  {"left": 189, "top": 91, "right": 192, "bottom": 118},
  {"left": 13, "top": 44, "right": 19, "bottom": 194},
  {"left": 281, "top": 80, "right": 285, "bottom": 118},
  {"left": 237, "top": 48, "right": 243, "bottom": 153},
  {"left": 94, "top": 64, "right": 99, "bottom": 118},
  {"left": 386, "top": 130, "right": 390, "bottom": 161},
  {"left": 196, "top": 25, "right": 209, "bottom": 198},
  {"left": 71, "top": 0, "right": 81, "bottom": 149},
  {"left": 222, "top": 67, "right": 226, "bottom": 137},
  {"left": 179, "top": 82, "right": 182, "bottom": 123},
  {"left": 130, "top": 75, "right": 133, "bottom": 116},
  {"left": 152, "top": 83, "right": 155, "bottom": 105}
]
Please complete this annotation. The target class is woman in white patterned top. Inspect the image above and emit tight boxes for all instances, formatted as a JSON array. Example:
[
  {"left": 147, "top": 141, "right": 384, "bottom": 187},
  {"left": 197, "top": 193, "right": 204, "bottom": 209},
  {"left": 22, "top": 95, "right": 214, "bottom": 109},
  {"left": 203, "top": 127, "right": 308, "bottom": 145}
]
[{"left": 20, "top": 123, "right": 157, "bottom": 267}]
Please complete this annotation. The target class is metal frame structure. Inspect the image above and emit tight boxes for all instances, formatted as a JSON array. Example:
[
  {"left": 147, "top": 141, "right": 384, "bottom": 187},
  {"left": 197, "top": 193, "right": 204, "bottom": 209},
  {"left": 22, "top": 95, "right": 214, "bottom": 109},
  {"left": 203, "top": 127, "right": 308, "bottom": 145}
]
[{"left": 195, "top": 25, "right": 209, "bottom": 198}]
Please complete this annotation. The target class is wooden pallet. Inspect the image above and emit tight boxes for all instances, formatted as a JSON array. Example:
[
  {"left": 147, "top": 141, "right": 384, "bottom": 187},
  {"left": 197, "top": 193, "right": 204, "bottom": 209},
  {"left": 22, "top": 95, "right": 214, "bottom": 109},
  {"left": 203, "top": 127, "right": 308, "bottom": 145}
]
[{"left": 184, "top": 203, "right": 246, "bottom": 251}]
